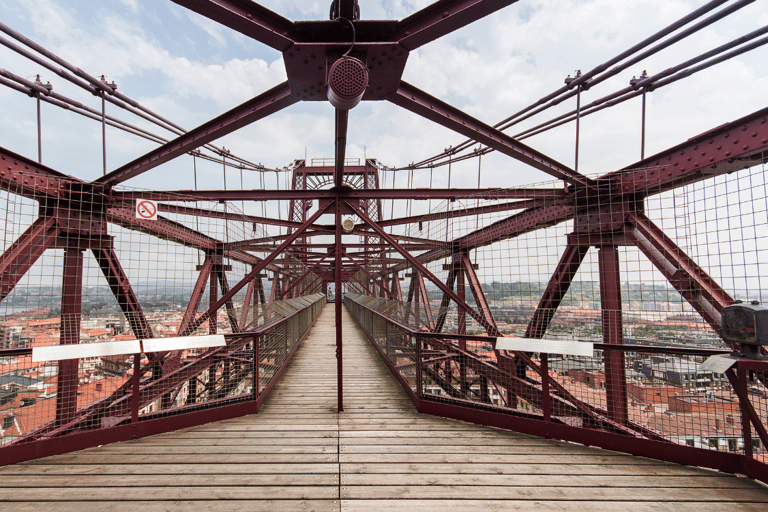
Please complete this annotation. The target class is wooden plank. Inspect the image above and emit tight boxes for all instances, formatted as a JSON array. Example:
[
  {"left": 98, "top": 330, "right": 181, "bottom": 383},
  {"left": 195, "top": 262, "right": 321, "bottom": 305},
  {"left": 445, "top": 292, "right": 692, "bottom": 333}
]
[
  {"left": 339, "top": 485, "right": 768, "bottom": 501},
  {"left": 339, "top": 463, "right": 710, "bottom": 475},
  {"left": 341, "top": 473, "right": 760, "bottom": 488},
  {"left": 0, "top": 502, "right": 339, "bottom": 512},
  {"left": 339, "top": 453, "right": 665, "bottom": 464},
  {"left": 0, "top": 486, "right": 339, "bottom": 500},
  {"left": 0, "top": 474, "right": 338, "bottom": 487},
  {"left": 1, "top": 463, "right": 340, "bottom": 475},
  {"left": 339, "top": 501, "right": 768, "bottom": 512},
  {"left": 26, "top": 453, "right": 338, "bottom": 464}
]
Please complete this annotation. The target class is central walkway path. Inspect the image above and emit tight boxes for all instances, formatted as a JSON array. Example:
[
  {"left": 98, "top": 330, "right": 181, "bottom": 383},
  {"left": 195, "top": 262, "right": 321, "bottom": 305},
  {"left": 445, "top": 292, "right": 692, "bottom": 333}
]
[{"left": 2, "top": 305, "right": 768, "bottom": 510}]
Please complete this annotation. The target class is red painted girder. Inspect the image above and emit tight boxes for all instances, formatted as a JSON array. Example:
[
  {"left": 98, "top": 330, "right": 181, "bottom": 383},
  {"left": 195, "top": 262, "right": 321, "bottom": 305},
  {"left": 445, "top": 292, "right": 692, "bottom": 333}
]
[
  {"left": 335, "top": 109, "right": 348, "bottom": 188},
  {"left": 611, "top": 105, "right": 768, "bottom": 197},
  {"left": 342, "top": 249, "right": 392, "bottom": 299},
  {"left": 403, "top": 107, "right": 768, "bottom": 267},
  {"left": 109, "top": 207, "right": 263, "bottom": 267},
  {"left": 391, "top": 81, "right": 592, "bottom": 188},
  {"left": 0, "top": 147, "right": 73, "bottom": 200},
  {"left": 348, "top": 200, "right": 498, "bottom": 335},
  {"left": 112, "top": 187, "right": 531, "bottom": 201},
  {"left": 91, "top": 246, "right": 153, "bottom": 339},
  {"left": 107, "top": 207, "right": 218, "bottom": 251},
  {"left": 461, "top": 252, "right": 502, "bottom": 336},
  {"left": 416, "top": 271, "right": 436, "bottom": 330},
  {"left": 55, "top": 247, "right": 83, "bottom": 427},
  {"left": 392, "top": 0, "right": 519, "bottom": 51},
  {"left": 598, "top": 245, "right": 629, "bottom": 426},
  {"left": 376, "top": 198, "right": 549, "bottom": 227},
  {"left": 0, "top": 216, "right": 60, "bottom": 301},
  {"left": 524, "top": 243, "right": 590, "bottom": 339},
  {"left": 423, "top": 338, "right": 582, "bottom": 417},
  {"left": 170, "top": 0, "right": 297, "bottom": 51},
  {"left": 95, "top": 82, "right": 296, "bottom": 187},
  {"left": 217, "top": 272, "right": 240, "bottom": 333},
  {"left": 625, "top": 211, "right": 733, "bottom": 332},
  {"left": 159, "top": 203, "right": 323, "bottom": 230},
  {"left": 279, "top": 254, "right": 328, "bottom": 299},
  {"left": 181, "top": 201, "right": 332, "bottom": 335},
  {"left": 98, "top": 334, "right": 256, "bottom": 420},
  {"left": 239, "top": 274, "right": 257, "bottom": 329},
  {"left": 177, "top": 254, "right": 214, "bottom": 339},
  {"left": 726, "top": 368, "right": 768, "bottom": 453}
]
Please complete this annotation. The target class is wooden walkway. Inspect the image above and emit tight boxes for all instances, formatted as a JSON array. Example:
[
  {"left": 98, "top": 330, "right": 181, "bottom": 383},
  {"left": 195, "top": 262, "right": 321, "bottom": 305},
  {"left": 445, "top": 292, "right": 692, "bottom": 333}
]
[{"left": 2, "top": 305, "right": 768, "bottom": 510}]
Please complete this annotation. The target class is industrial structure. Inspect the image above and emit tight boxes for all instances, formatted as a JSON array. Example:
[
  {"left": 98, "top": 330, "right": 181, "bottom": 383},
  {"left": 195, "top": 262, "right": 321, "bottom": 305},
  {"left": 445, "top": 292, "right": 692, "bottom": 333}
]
[{"left": 1, "top": 0, "right": 768, "bottom": 504}]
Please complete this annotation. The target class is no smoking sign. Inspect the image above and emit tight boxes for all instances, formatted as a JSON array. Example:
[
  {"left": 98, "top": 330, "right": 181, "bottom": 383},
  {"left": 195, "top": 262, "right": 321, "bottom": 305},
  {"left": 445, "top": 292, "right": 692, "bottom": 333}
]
[{"left": 135, "top": 199, "right": 158, "bottom": 220}]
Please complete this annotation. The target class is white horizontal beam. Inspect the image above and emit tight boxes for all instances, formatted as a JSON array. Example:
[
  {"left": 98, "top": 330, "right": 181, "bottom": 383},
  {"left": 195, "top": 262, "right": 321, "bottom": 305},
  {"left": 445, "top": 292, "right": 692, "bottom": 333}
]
[
  {"left": 33, "top": 340, "right": 141, "bottom": 362},
  {"left": 494, "top": 337, "right": 594, "bottom": 357},
  {"left": 31, "top": 335, "right": 227, "bottom": 362},
  {"left": 142, "top": 334, "right": 226, "bottom": 352}
]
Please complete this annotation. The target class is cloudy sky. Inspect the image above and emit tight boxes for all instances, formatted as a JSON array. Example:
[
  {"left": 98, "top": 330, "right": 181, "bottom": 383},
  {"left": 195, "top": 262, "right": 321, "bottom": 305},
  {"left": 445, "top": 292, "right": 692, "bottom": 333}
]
[{"left": 1, "top": 0, "right": 766, "bottom": 196}]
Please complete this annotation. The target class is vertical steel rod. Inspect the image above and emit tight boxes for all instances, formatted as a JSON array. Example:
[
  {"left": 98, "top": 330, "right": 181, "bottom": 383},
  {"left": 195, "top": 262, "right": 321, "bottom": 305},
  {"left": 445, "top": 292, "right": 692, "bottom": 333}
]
[
  {"left": 335, "top": 198, "right": 343, "bottom": 412},
  {"left": 574, "top": 85, "right": 581, "bottom": 173},
  {"left": 641, "top": 87, "right": 647, "bottom": 160},
  {"left": 36, "top": 93, "right": 42, "bottom": 163},
  {"left": 101, "top": 91, "right": 107, "bottom": 175},
  {"left": 541, "top": 353, "right": 551, "bottom": 422}
]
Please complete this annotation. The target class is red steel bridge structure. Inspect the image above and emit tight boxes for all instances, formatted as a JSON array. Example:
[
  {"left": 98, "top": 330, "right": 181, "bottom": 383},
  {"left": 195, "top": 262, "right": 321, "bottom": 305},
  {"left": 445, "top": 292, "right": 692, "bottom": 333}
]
[{"left": 1, "top": 0, "right": 768, "bottom": 488}]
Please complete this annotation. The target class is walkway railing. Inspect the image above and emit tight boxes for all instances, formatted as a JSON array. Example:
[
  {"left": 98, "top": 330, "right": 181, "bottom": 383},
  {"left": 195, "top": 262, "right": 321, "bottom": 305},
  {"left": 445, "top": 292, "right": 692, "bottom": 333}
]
[
  {"left": 0, "top": 294, "right": 325, "bottom": 465},
  {"left": 346, "top": 292, "right": 768, "bottom": 484}
]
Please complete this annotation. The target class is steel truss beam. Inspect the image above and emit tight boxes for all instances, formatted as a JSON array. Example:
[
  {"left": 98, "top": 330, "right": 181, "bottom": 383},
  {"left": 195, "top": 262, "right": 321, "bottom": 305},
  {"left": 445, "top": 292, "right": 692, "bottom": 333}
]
[
  {"left": 392, "top": 0, "right": 520, "bottom": 51},
  {"left": 390, "top": 81, "right": 592, "bottom": 187},
  {"left": 0, "top": 216, "right": 60, "bottom": 301},
  {"left": 170, "top": 0, "right": 297, "bottom": 51},
  {"left": 625, "top": 211, "right": 733, "bottom": 333},
  {"left": 180, "top": 201, "right": 332, "bottom": 335},
  {"left": 112, "top": 187, "right": 537, "bottom": 202},
  {"left": 91, "top": 245, "right": 153, "bottom": 339},
  {"left": 524, "top": 243, "right": 590, "bottom": 339},
  {"left": 96, "top": 82, "right": 296, "bottom": 187}
]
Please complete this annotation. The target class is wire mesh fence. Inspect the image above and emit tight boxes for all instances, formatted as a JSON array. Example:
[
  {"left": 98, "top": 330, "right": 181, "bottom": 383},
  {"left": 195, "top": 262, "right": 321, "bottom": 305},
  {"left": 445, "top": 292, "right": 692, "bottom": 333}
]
[{"left": 345, "top": 161, "right": 768, "bottom": 476}]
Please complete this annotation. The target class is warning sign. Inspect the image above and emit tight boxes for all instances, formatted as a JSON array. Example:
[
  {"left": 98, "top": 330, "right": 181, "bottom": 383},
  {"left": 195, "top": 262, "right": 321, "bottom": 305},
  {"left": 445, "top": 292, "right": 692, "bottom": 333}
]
[{"left": 136, "top": 199, "right": 158, "bottom": 220}]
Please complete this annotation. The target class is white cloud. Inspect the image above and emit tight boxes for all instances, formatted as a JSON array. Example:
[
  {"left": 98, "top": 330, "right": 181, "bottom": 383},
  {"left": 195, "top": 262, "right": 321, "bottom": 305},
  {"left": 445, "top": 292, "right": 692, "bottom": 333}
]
[{"left": 120, "top": 0, "right": 140, "bottom": 15}]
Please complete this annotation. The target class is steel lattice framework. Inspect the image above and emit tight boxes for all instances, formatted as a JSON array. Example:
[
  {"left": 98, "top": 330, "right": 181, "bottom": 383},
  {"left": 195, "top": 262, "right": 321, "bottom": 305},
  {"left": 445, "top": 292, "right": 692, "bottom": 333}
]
[{"left": 1, "top": 0, "right": 768, "bottom": 482}]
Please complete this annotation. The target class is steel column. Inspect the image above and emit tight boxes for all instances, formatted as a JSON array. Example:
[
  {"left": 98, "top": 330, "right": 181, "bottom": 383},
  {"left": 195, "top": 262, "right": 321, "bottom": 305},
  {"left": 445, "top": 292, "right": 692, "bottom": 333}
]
[
  {"left": 55, "top": 247, "right": 83, "bottom": 427},
  {"left": 335, "top": 199, "right": 343, "bottom": 412},
  {"left": 598, "top": 245, "right": 628, "bottom": 426}
]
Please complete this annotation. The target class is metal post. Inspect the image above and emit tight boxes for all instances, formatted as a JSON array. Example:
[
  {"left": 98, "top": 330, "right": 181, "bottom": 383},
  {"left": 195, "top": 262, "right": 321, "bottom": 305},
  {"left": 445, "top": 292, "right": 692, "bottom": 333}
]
[
  {"left": 35, "top": 76, "right": 42, "bottom": 163},
  {"left": 101, "top": 90, "right": 107, "bottom": 175},
  {"left": 541, "top": 353, "right": 551, "bottom": 422},
  {"left": 55, "top": 247, "right": 83, "bottom": 427},
  {"left": 415, "top": 335, "right": 422, "bottom": 398},
  {"left": 738, "top": 368, "right": 753, "bottom": 458},
  {"left": 565, "top": 71, "right": 582, "bottom": 173},
  {"left": 335, "top": 199, "right": 343, "bottom": 412},
  {"left": 131, "top": 352, "right": 141, "bottom": 422},
  {"left": 641, "top": 87, "right": 647, "bottom": 160},
  {"left": 598, "top": 246, "right": 628, "bottom": 425},
  {"left": 631, "top": 70, "right": 649, "bottom": 160},
  {"left": 456, "top": 260, "right": 468, "bottom": 396}
]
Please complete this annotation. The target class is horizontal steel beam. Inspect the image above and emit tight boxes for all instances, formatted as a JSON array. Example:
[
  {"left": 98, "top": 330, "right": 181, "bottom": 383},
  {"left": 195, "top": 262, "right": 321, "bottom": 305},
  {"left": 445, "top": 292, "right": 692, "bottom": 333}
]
[
  {"left": 392, "top": 0, "right": 519, "bottom": 51},
  {"left": 391, "top": 81, "right": 592, "bottom": 187},
  {"left": 111, "top": 187, "right": 545, "bottom": 202},
  {"left": 96, "top": 82, "right": 297, "bottom": 187},
  {"left": 171, "top": 0, "right": 297, "bottom": 52}
]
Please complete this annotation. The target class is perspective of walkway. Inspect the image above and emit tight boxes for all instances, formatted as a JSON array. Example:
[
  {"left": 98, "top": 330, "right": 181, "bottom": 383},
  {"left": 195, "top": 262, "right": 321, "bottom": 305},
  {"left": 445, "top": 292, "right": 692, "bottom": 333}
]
[{"left": 1, "top": 305, "right": 768, "bottom": 511}]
